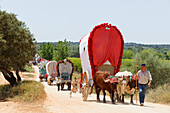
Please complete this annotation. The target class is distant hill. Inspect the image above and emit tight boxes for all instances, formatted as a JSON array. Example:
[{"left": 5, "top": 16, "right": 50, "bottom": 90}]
[
  {"left": 37, "top": 42, "right": 79, "bottom": 46},
  {"left": 37, "top": 42, "right": 170, "bottom": 49},
  {"left": 124, "top": 42, "right": 170, "bottom": 49}
]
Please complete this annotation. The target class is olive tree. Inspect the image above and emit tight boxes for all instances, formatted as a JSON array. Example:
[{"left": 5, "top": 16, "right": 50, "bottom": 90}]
[
  {"left": 0, "top": 10, "right": 36, "bottom": 86},
  {"left": 131, "top": 49, "right": 170, "bottom": 88}
]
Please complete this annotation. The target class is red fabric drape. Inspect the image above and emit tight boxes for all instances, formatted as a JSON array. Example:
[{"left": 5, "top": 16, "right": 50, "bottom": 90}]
[
  {"left": 92, "top": 26, "right": 122, "bottom": 67},
  {"left": 88, "top": 23, "right": 124, "bottom": 77}
]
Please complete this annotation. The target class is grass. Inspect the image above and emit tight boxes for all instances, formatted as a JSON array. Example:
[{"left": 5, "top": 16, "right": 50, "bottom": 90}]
[
  {"left": 146, "top": 83, "right": 170, "bottom": 104},
  {"left": 23, "top": 74, "right": 34, "bottom": 78},
  {"left": 22, "top": 65, "right": 34, "bottom": 72},
  {"left": 0, "top": 80, "right": 46, "bottom": 103}
]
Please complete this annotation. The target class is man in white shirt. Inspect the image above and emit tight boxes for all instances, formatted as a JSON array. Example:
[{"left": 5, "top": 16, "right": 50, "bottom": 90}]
[{"left": 137, "top": 64, "right": 152, "bottom": 106}]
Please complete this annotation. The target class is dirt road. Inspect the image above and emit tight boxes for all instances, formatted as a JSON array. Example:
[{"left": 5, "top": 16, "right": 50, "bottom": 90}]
[
  {"left": 43, "top": 82, "right": 170, "bottom": 113},
  {"left": 0, "top": 66, "right": 170, "bottom": 113}
]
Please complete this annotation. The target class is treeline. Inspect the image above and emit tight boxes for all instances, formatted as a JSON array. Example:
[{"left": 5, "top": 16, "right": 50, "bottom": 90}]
[
  {"left": 37, "top": 41, "right": 170, "bottom": 60},
  {"left": 68, "top": 49, "right": 170, "bottom": 89},
  {"left": 39, "top": 39, "right": 70, "bottom": 61},
  {"left": 37, "top": 41, "right": 79, "bottom": 58}
]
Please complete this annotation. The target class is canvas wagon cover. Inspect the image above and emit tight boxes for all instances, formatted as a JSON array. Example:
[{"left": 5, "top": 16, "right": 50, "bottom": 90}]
[
  {"left": 46, "top": 61, "right": 57, "bottom": 77},
  {"left": 57, "top": 59, "right": 74, "bottom": 80},
  {"left": 58, "top": 62, "right": 73, "bottom": 75},
  {"left": 80, "top": 23, "right": 124, "bottom": 77}
]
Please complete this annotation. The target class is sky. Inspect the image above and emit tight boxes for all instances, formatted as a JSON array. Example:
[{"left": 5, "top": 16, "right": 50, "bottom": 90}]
[{"left": 0, "top": 0, "right": 170, "bottom": 44}]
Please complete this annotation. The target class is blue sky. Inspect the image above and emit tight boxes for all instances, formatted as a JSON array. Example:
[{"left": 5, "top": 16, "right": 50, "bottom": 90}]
[{"left": 0, "top": 0, "right": 170, "bottom": 44}]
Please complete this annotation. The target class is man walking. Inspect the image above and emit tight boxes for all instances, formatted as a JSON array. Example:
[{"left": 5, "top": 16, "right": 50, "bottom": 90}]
[{"left": 137, "top": 64, "right": 152, "bottom": 106}]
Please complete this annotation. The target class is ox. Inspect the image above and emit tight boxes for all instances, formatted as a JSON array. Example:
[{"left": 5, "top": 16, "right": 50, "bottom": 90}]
[
  {"left": 117, "top": 74, "right": 138, "bottom": 104},
  {"left": 93, "top": 71, "right": 117, "bottom": 103}
]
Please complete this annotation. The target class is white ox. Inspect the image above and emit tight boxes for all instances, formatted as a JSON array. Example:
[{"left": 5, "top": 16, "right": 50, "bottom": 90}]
[{"left": 115, "top": 71, "right": 136, "bottom": 104}]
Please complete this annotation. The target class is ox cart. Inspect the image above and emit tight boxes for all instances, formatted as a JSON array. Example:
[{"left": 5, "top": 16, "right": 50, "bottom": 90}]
[
  {"left": 39, "top": 60, "right": 49, "bottom": 82},
  {"left": 79, "top": 23, "right": 124, "bottom": 101},
  {"left": 46, "top": 61, "right": 58, "bottom": 85},
  {"left": 57, "top": 59, "right": 74, "bottom": 90}
]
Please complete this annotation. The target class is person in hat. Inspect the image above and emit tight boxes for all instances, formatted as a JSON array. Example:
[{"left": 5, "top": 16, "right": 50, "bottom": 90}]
[{"left": 137, "top": 64, "right": 152, "bottom": 106}]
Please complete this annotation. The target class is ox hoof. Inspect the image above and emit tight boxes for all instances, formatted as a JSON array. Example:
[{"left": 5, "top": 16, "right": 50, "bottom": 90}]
[
  {"left": 97, "top": 99, "right": 100, "bottom": 102},
  {"left": 130, "top": 102, "right": 134, "bottom": 104}
]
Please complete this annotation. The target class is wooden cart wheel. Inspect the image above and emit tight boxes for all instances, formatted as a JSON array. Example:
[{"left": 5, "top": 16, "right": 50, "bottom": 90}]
[{"left": 82, "top": 71, "right": 89, "bottom": 101}]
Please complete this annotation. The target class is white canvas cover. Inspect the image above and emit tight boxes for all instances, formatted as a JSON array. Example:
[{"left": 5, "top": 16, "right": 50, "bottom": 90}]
[
  {"left": 58, "top": 62, "right": 73, "bottom": 75},
  {"left": 115, "top": 71, "right": 133, "bottom": 77},
  {"left": 79, "top": 34, "right": 92, "bottom": 80},
  {"left": 46, "top": 61, "right": 57, "bottom": 77}
]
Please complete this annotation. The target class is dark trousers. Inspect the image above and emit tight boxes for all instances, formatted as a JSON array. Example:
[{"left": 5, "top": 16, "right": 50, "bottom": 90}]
[
  {"left": 57, "top": 84, "right": 60, "bottom": 91},
  {"left": 138, "top": 83, "right": 148, "bottom": 103}
]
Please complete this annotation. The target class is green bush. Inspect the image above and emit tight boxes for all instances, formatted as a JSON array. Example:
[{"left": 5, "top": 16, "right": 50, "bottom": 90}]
[
  {"left": 68, "top": 57, "right": 82, "bottom": 73},
  {"left": 134, "top": 49, "right": 170, "bottom": 88},
  {"left": 23, "top": 74, "right": 34, "bottom": 78},
  {"left": 21, "top": 65, "right": 34, "bottom": 72},
  {"left": 120, "top": 59, "right": 134, "bottom": 72}
]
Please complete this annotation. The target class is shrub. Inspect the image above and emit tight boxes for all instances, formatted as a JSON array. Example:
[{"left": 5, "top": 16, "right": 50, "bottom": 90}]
[
  {"left": 21, "top": 65, "right": 34, "bottom": 72},
  {"left": 68, "top": 57, "right": 82, "bottom": 73},
  {"left": 134, "top": 49, "right": 170, "bottom": 88},
  {"left": 146, "top": 83, "right": 170, "bottom": 104}
]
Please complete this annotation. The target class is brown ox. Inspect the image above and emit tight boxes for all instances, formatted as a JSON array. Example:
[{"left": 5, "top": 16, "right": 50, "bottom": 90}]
[{"left": 93, "top": 71, "right": 117, "bottom": 103}]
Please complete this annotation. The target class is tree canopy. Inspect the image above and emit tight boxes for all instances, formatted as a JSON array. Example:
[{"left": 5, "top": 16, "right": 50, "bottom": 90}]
[
  {"left": 53, "top": 39, "right": 70, "bottom": 61},
  {"left": 40, "top": 42, "right": 54, "bottom": 61},
  {"left": 0, "top": 10, "right": 36, "bottom": 86}
]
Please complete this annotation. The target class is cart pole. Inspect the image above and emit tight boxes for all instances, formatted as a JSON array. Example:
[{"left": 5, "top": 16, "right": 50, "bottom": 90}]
[{"left": 135, "top": 55, "right": 138, "bottom": 104}]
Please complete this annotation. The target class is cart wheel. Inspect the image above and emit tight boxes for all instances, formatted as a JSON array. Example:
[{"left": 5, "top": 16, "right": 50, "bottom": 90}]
[{"left": 82, "top": 71, "right": 89, "bottom": 101}]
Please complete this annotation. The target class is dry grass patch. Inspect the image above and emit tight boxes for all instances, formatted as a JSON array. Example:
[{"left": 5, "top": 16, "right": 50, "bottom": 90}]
[
  {"left": 146, "top": 83, "right": 170, "bottom": 104},
  {"left": 0, "top": 80, "right": 46, "bottom": 103}
]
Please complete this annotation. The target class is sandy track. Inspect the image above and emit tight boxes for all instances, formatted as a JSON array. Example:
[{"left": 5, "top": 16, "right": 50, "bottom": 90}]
[
  {"left": 0, "top": 66, "right": 170, "bottom": 113},
  {"left": 43, "top": 82, "right": 170, "bottom": 113}
]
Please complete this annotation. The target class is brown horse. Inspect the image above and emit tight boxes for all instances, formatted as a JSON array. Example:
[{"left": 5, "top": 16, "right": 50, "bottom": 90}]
[{"left": 93, "top": 71, "right": 117, "bottom": 103}]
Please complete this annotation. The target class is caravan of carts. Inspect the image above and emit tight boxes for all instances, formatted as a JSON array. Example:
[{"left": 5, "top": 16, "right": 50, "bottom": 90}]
[
  {"left": 35, "top": 57, "right": 74, "bottom": 91},
  {"left": 34, "top": 23, "right": 138, "bottom": 103}
]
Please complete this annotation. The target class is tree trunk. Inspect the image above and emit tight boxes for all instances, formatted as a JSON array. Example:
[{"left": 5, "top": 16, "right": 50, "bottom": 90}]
[
  {"left": 1, "top": 69, "right": 17, "bottom": 86},
  {"left": 16, "top": 69, "right": 21, "bottom": 82}
]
